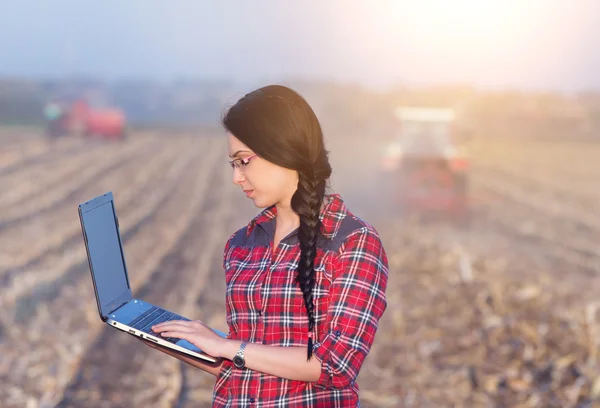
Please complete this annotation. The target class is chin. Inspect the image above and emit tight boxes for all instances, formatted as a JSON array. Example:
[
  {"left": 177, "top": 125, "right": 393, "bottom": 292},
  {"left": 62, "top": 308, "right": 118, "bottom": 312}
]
[
  {"left": 251, "top": 194, "right": 276, "bottom": 209},
  {"left": 252, "top": 199, "right": 269, "bottom": 209}
]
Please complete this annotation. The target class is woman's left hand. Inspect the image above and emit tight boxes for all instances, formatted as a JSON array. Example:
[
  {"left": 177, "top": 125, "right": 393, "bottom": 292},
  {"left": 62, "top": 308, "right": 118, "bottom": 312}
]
[{"left": 152, "top": 320, "right": 227, "bottom": 358}]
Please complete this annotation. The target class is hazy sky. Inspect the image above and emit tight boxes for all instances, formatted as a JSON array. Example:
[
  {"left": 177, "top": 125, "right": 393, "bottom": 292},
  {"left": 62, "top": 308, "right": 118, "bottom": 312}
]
[{"left": 1, "top": 0, "right": 600, "bottom": 91}]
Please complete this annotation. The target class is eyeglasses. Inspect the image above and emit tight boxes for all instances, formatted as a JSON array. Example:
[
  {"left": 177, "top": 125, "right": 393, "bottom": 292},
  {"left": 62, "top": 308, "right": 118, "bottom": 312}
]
[{"left": 229, "top": 154, "right": 258, "bottom": 170}]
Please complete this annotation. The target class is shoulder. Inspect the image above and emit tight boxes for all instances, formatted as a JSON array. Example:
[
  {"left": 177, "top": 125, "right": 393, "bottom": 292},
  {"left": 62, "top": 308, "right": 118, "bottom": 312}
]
[
  {"left": 336, "top": 214, "right": 386, "bottom": 260},
  {"left": 323, "top": 194, "right": 384, "bottom": 255},
  {"left": 224, "top": 205, "right": 276, "bottom": 251},
  {"left": 224, "top": 225, "right": 249, "bottom": 250},
  {"left": 222, "top": 224, "right": 256, "bottom": 273},
  {"left": 326, "top": 198, "right": 389, "bottom": 286}
]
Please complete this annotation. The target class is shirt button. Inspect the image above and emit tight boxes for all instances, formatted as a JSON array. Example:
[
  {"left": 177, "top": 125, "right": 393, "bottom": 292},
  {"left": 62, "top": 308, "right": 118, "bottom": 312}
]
[
  {"left": 334, "top": 330, "right": 341, "bottom": 337},
  {"left": 249, "top": 397, "right": 255, "bottom": 403}
]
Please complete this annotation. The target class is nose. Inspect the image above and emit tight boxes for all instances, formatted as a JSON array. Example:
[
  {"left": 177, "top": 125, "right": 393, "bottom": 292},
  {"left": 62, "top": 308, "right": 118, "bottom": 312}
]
[{"left": 232, "top": 167, "right": 245, "bottom": 185}]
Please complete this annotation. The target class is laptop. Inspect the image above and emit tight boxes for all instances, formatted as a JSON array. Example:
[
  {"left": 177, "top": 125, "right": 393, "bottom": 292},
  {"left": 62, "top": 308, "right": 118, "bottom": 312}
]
[{"left": 78, "top": 191, "right": 226, "bottom": 364}]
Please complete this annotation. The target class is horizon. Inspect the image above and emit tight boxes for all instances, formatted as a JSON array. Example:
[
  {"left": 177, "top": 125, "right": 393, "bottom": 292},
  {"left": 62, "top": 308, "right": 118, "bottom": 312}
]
[{"left": 2, "top": 1, "right": 600, "bottom": 93}]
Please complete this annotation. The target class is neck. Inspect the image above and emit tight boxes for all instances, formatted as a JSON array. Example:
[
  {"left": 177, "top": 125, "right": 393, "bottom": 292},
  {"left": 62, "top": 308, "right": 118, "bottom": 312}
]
[
  {"left": 275, "top": 194, "right": 329, "bottom": 231},
  {"left": 275, "top": 200, "right": 300, "bottom": 231}
]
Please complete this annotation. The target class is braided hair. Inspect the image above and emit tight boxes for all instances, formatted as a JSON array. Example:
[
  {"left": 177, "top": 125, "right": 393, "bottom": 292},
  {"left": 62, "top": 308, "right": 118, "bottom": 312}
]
[
  {"left": 291, "top": 163, "right": 329, "bottom": 359},
  {"left": 222, "top": 84, "right": 332, "bottom": 360}
]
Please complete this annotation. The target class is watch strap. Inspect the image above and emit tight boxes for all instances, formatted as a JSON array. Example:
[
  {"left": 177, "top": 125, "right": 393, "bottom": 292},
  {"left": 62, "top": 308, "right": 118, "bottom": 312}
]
[{"left": 236, "top": 341, "right": 247, "bottom": 359}]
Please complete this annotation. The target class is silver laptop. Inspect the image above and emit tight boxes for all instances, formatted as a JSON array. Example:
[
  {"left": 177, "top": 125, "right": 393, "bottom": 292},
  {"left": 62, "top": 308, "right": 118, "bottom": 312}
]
[{"left": 78, "top": 191, "right": 225, "bottom": 364}]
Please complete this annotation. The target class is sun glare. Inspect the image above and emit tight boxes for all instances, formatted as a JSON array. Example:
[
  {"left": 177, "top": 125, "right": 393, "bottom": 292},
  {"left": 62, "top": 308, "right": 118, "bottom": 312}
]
[
  {"left": 394, "top": 0, "right": 535, "bottom": 51},
  {"left": 363, "top": 0, "right": 552, "bottom": 85}
]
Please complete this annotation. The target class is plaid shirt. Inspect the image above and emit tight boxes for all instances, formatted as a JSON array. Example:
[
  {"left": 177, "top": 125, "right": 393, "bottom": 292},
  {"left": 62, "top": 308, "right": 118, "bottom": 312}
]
[{"left": 213, "top": 194, "right": 388, "bottom": 407}]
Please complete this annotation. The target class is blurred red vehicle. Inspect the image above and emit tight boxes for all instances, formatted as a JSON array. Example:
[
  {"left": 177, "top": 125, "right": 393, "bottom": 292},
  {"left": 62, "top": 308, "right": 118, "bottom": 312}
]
[
  {"left": 380, "top": 107, "right": 470, "bottom": 219},
  {"left": 45, "top": 99, "right": 126, "bottom": 141}
]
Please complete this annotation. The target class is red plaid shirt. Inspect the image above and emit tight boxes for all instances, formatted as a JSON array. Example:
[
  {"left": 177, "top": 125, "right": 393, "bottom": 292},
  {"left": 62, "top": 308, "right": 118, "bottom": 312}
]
[{"left": 213, "top": 194, "right": 388, "bottom": 407}]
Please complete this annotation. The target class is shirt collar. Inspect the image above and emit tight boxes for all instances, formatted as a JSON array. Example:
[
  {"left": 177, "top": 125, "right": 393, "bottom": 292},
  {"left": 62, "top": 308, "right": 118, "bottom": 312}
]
[{"left": 246, "top": 193, "right": 347, "bottom": 240}]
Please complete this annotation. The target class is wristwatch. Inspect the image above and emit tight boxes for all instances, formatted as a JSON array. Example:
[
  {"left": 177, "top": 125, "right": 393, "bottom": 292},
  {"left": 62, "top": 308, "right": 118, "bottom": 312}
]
[{"left": 233, "top": 341, "right": 248, "bottom": 369}]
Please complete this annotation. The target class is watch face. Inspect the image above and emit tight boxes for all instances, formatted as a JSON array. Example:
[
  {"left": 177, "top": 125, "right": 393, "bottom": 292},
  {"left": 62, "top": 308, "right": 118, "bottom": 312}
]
[{"left": 233, "top": 355, "right": 245, "bottom": 368}]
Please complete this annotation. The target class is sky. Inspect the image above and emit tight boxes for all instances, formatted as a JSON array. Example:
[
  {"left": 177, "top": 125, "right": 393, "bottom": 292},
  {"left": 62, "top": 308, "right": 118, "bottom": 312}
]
[{"left": 1, "top": 0, "right": 600, "bottom": 92}]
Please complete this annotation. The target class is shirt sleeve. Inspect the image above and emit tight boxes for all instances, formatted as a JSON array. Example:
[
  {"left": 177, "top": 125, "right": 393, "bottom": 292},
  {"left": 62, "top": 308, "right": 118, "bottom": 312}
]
[
  {"left": 223, "top": 232, "right": 236, "bottom": 340},
  {"left": 312, "top": 227, "right": 389, "bottom": 389},
  {"left": 222, "top": 231, "right": 235, "bottom": 272}
]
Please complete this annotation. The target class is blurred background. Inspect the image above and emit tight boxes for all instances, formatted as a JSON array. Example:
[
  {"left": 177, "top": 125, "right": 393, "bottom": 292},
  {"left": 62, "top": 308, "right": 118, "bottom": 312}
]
[{"left": 1, "top": 0, "right": 600, "bottom": 407}]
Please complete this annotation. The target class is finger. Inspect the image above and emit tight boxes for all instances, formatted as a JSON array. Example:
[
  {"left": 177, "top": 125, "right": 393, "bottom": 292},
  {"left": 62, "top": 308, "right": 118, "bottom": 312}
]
[
  {"left": 152, "top": 320, "right": 190, "bottom": 329},
  {"left": 158, "top": 331, "right": 191, "bottom": 341},
  {"left": 157, "top": 319, "right": 204, "bottom": 327},
  {"left": 152, "top": 321, "right": 196, "bottom": 332}
]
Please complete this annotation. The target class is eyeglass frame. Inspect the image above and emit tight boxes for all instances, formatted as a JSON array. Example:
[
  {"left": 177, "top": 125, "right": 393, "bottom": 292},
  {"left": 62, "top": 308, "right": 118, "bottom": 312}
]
[{"left": 229, "top": 153, "right": 259, "bottom": 170}]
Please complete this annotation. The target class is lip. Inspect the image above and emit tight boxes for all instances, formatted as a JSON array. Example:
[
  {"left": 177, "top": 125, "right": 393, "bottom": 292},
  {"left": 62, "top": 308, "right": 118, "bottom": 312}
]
[{"left": 243, "top": 190, "right": 254, "bottom": 198}]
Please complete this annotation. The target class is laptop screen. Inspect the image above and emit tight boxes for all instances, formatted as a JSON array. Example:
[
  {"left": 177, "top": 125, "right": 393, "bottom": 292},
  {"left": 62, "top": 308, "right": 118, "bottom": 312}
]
[{"left": 81, "top": 200, "right": 130, "bottom": 316}]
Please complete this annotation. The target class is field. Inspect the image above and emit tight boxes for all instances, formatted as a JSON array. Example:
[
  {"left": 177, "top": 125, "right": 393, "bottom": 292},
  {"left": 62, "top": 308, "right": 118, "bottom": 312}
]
[{"left": 0, "top": 122, "right": 599, "bottom": 408}]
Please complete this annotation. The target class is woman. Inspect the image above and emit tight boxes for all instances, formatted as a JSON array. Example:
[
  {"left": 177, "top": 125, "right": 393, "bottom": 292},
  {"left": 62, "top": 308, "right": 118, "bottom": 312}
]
[{"left": 145, "top": 84, "right": 388, "bottom": 407}]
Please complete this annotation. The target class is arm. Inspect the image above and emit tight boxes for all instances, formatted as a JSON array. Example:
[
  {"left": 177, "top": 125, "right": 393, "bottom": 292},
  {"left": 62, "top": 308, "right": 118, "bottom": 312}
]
[
  {"left": 311, "top": 227, "right": 388, "bottom": 389},
  {"left": 220, "top": 341, "right": 321, "bottom": 382}
]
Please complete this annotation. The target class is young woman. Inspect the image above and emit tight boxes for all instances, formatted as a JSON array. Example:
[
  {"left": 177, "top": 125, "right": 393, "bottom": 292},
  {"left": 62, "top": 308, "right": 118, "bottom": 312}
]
[{"left": 145, "top": 84, "right": 389, "bottom": 407}]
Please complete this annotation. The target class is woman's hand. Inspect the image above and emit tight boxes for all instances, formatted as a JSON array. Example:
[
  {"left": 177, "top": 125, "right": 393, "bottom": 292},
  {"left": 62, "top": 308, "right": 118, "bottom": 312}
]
[{"left": 151, "top": 320, "right": 228, "bottom": 358}]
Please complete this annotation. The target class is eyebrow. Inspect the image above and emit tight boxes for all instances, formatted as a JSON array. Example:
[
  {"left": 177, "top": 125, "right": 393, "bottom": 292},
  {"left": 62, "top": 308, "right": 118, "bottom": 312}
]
[{"left": 229, "top": 150, "right": 252, "bottom": 158}]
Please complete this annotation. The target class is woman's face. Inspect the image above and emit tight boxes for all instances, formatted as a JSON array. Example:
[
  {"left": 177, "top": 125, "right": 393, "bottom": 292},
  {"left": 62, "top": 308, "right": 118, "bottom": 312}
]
[{"left": 227, "top": 132, "right": 298, "bottom": 208}]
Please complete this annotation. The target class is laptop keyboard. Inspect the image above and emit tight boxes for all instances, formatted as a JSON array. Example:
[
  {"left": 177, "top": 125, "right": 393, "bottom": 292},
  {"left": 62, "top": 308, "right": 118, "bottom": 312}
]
[{"left": 129, "top": 306, "right": 190, "bottom": 344}]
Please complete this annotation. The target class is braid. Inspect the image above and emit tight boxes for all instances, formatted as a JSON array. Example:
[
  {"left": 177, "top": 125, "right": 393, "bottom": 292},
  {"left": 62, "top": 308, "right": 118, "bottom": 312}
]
[{"left": 291, "top": 170, "right": 326, "bottom": 360}]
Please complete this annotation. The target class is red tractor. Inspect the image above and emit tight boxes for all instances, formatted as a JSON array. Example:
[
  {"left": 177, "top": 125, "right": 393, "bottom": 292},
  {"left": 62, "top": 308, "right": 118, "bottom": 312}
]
[
  {"left": 380, "top": 107, "right": 470, "bottom": 220},
  {"left": 44, "top": 100, "right": 126, "bottom": 141}
]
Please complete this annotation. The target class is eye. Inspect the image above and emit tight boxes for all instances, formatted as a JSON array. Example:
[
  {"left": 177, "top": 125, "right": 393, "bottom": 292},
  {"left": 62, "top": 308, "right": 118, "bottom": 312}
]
[
  {"left": 229, "top": 154, "right": 256, "bottom": 170},
  {"left": 229, "top": 158, "right": 246, "bottom": 169}
]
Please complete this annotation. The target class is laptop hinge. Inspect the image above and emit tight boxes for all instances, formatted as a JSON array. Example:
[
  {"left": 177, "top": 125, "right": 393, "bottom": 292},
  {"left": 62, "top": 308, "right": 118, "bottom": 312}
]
[{"left": 109, "top": 301, "right": 129, "bottom": 317}]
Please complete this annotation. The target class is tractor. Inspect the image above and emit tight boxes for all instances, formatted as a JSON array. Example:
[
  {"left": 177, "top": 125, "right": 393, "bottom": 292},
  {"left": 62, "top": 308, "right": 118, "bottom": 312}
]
[
  {"left": 380, "top": 107, "right": 470, "bottom": 220},
  {"left": 44, "top": 99, "right": 126, "bottom": 141}
]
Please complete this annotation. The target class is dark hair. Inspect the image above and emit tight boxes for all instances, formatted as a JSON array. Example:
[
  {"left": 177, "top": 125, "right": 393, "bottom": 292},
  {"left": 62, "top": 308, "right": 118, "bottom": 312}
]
[{"left": 222, "top": 84, "right": 332, "bottom": 360}]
